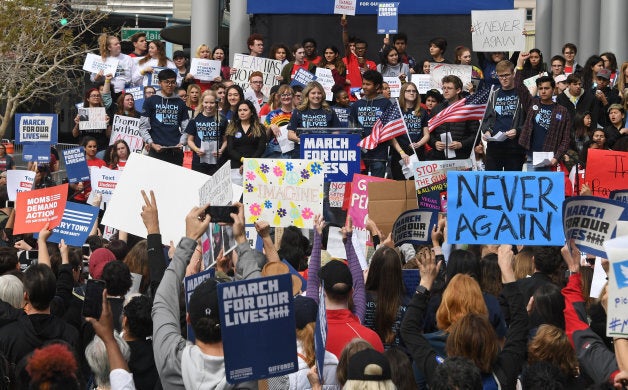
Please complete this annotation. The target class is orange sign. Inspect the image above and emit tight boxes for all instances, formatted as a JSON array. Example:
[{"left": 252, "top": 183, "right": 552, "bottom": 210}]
[
  {"left": 14, "top": 184, "right": 68, "bottom": 234},
  {"left": 584, "top": 149, "right": 628, "bottom": 198}
]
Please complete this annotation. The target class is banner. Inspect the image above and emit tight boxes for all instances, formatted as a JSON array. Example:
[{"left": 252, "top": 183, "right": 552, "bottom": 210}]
[
  {"left": 346, "top": 174, "right": 391, "bottom": 229},
  {"left": 231, "top": 54, "right": 282, "bottom": 97},
  {"left": 90, "top": 167, "right": 121, "bottom": 203},
  {"left": 184, "top": 268, "right": 215, "bottom": 343},
  {"left": 190, "top": 58, "right": 222, "bottom": 81},
  {"left": 605, "top": 237, "right": 628, "bottom": 337},
  {"left": 110, "top": 115, "right": 144, "bottom": 153},
  {"left": 333, "top": 0, "right": 356, "bottom": 15},
  {"left": 447, "top": 171, "right": 564, "bottom": 245},
  {"left": 21, "top": 143, "right": 51, "bottom": 163},
  {"left": 78, "top": 107, "right": 107, "bottom": 131},
  {"left": 377, "top": 2, "right": 399, "bottom": 34},
  {"left": 585, "top": 149, "right": 628, "bottom": 198},
  {"left": 242, "top": 158, "right": 324, "bottom": 228},
  {"left": 414, "top": 159, "right": 473, "bottom": 211},
  {"left": 44, "top": 202, "right": 99, "bottom": 247},
  {"left": 430, "top": 63, "right": 473, "bottom": 92},
  {"left": 82, "top": 53, "right": 119, "bottom": 76},
  {"left": 6, "top": 170, "right": 35, "bottom": 201},
  {"left": 290, "top": 68, "right": 316, "bottom": 87},
  {"left": 392, "top": 209, "right": 438, "bottom": 246},
  {"left": 63, "top": 147, "right": 90, "bottom": 184},
  {"left": 301, "top": 134, "right": 361, "bottom": 182},
  {"left": 14, "top": 184, "right": 68, "bottom": 234},
  {"left": 471, "top": 9, "right": 526, "bottom": 52},
  {"left": 14, "top": 114, "right": 58, "bottom": 144},
  {"left": 219, "top": 274, "right": 297, "bottom": 383},
  {"left": 315, "top": 67, "right": 335, "bottom": 101},
  {"left": 563, "top": 196, "right": 628, "bottom": 258}
]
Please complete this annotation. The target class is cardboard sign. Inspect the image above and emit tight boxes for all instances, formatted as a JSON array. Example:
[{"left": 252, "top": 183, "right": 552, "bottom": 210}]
[
  {"left": 21, "top": 143, "right": 51, "bottom": 163},
  {"left": 392, "top": 209, "right": 438, "bottom": 246},
  {"left": 383, "top": 77, "right": 402, "bottom": 98},
  {"left": 368, "top": 180, "right": 418, "bottom": 237},
  {"left": 563, "top": 196, "right": 628, "bottom": 258},
  {"left": 611, "top": 189, "right": 628, "bottom": 204},
  {"left": 44, "top": 202, "right": 99, "bottom": 247},
  {"left": 78, "top": 107, "right": 107, "bottom": 131},
  {"left": 90, "top": 167, "right": 121, "bottom": 203},
  {"left": 219, "top": 274, "right": 298, "bottom": 383},
  {"left": 184, "top": 268, "right": 215, "bottom": 343},
  {"left": 605, "top": 236, "right": 628, "bottom": 337},
  {"left": 347, "top": 174, "right": 392, "bottom": 229},
  {"left": 190, "top": 58, "right": 222, "bottom": 81},
  {"left": 447, "top": 171, "right": 564, "bottom": 245},
  {"left": 199, "top": 162, "right": 233, "bottom": 206},
  {"left": 471, "top": 9, "right": 526, "bottom": 52},
  {"left": 14, "top": 184, "right": 68, "bottom": 234},
  {"left": 300, "top": 134, "right": 361, "bottom": 182},
  {"left": 333, "top": 0, "right": 356, "bottom": 15},
  {"left": 290, "top": 68, "right": 316, "bottom": 87},
  {"left": 110, "top": 115, "right": 144, "bottom": 153},
  {"left": 414, "top": 159, "right": 473, "bottom": 212},
  {"left": 82, "top": 53, "right": 119, "bottom": 76},
  {"left": 63, "top": 147, "right": 90, "bottom": 184},
  {"left": 14, "top": 114, "right": 58, "bottom": 144},
  {"left": 377, "top": 2, "right": 399, "bottom": 34},
  {"left": 231, "top": 54, "right": 282, "bottom": 97},
  {"left": 585, "top": 149, "right": 628, "bottom": 198},
  {"left": 7, "top": 170, "right": 35, "bottom": 201},
  {"left": 242, "top": 158, "right": 324, "bottom": 228},
  {"left": 430, "top": 63, "right": 473, "bottom": 92},
  {"left": 315, "top": 67, "right": 335, "bottom": 101}
]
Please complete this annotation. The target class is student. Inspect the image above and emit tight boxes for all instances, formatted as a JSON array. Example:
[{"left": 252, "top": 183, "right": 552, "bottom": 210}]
[
  {"left": 185, "top": 90, "right": 227, "bottom": 175},
  {"left": 341, "top": 17, "right": 377, "bottom": 101}
]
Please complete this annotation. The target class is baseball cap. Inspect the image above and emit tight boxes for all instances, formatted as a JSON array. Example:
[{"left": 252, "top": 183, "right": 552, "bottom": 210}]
[
  {"left": 173, "top": 50, "right": 186, "bottom": 59},
  {"left": 596, "top": 68, "right": 611, "bottom": 80},
  {"left": 188, "top": 278, "right": 221, "bottom": 326},
  {"left": 555, "top": 74, "right": 568, "bottom": 83},
  {"left": 347, "top": 349, "right": 392, "bottom": 381},
  {"left": 158, "top": 68, "right": 177, "bottom": 81},
  {"left": 89, "top": 248, "right": 116, "bottom": 280},
  {"left": 293, "top": 296, "right": 318, "bottom": 330},
  {"left": 319, "top": 260, "right": 352, "bottom": 295}
]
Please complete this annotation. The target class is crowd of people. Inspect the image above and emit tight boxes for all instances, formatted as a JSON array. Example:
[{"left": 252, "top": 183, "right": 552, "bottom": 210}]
[{"left": 0, "top": 14, "right": 627, "bottom": 390}]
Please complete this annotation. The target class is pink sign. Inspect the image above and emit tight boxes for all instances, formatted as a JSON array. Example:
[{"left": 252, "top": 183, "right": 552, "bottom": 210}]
[{"left": 346, "top": 174, "right": 392, "bottom": 229}]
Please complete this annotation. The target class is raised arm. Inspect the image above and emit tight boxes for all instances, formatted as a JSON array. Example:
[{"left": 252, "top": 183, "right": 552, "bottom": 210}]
[
  {"left": 343, "top": 216, "right": 365, "bottom": 321},
  {"left": 306, "top": 214, "right": 324, "bottom": 302},
  {"left": 140, "top": 190, "right": 167, "bottom": 295}
]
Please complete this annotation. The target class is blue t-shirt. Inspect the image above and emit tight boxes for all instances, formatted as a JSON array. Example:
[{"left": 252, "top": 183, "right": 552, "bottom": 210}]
[
  {"left": 531, "top": 103, "right": 553, "bottom": 153},
  {"left": 492, "top": 88, "right": 519, "bottom": 133},
  {"left": 184, "top": 112, "right": 226, "bottom": 164}
]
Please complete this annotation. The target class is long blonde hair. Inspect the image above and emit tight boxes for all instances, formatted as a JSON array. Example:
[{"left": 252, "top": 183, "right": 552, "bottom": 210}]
[
  {"left": 194, "top": 90, "right": 219, "bottom": 118},
  {"left": 98, "top": 34, "right": 117, "bottom": 60},
  {"left": 297, "top": 81, "right": 330, "bottom": 112}
]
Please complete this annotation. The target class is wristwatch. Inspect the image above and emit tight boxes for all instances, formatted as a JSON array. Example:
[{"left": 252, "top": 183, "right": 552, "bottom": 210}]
[{"left": 415, "top": 285, "right": 430, "bottom": 297}]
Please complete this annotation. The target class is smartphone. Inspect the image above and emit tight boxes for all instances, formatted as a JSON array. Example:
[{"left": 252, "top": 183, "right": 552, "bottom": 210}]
[
  {"left": 82, "top": 279, "right": 106, "bottom": 319},
  {"left": 205, "top": 205, "right": 238, "bottom": 223},
  {"left": 5, "top": 200, "right": 14, "bottom": 208},
  {"left": 82, "top": 244, "right": 91, "bottom": 257},
  {"left": 25, "top": 250, "right": 39, "bottom": 260}
]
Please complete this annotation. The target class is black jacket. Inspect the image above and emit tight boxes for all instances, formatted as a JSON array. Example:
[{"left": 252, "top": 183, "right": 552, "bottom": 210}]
[{"left": 427, "top": 100, "right": 479, "bottom": 160}]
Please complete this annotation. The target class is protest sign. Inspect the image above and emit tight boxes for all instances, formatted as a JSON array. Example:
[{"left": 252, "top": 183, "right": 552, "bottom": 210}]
[
  {"left": 414, "top": 159, "right": 473, "bottom": 211},
  {"left": 413, "top": 74, "right": 432, "bottom": 94},
  {"left": 333, "top": 0, "right": 356, "bottom": 15},
  {"left": 78, "top": 107, "right": 107, "bottom": 131},
  {"left": 471, "top": 9, "right": 526, "bottom": 52},
  {"left": 315, "top": 288, "right": 327, "bottom": 383},
  {"left": 125, "top": 86, "right": 145, "bottom": 113},
  {"left": 231, "top": 54, "right": 282, "bottom": 96},
  {"left": 315, "top": 67, "right": 335, "bottom": 101},
  {"left": 89, "top": 167, "right": 121, "bottom": 204},
  {"left": 329, "top": 182, "right": 346, "bottom": 208},
  {"left": 63, "top": 147, "right": 90, "bottom": 184},
  {"left": 369, "top": 180, "right": 419, "bottom": 237},
  {"left": 585, "top": 149, "right": 628, "bottom": 198},
  {"left": 244, "top": 225, "right": 264, "bottom": 252},
  {"left": 7, "top": 170, "right": 35, "bottom": 201},
  {"left": 290, "top": 68, "right": 316, "bottom": 88},
  {"left": 110, "top": 115, "right": 144, "bottom": 153},
  {"left": 14, "top": 114, "right": 58, "bottom": 144},
  {"left": 145, "top": 66, "right": 168, "bottom": 88},
  {"left": 392, "top": 209, "right": 438, "bottom": 246},
  {"left": 402, "top": 269, "right": 420, "bottom": 302},
  {"left": 82, "top": 53, "right": 119, "bottom": 76},
  {"left": 14, "top": 184, "right": 68, "bottom": 234},
  {"left": 44, "top": 202, "right": 99, "bottom": 247},
  {"left": 243, "top": 158, "right": 324, "bottom": 228},
  {"left": 183, "top": 268, "right": 215, "bottom": 343},
  {"left": 605, "top": 236, "right": 628, "bottom": 337},
  {"left": 430, "top": 63, "right": 472, "bottom": 92},
  {"left": 447, "top": 171, "right": 564, "bottom": 245},
  {"left": 190, "top": 58, "right": 221, "bottom": 81},
  {"left": 102, "top": 153, "right": 235, "bottom": 245},
  {"left": 346, "top": 174, "right": 391, "bottom": 229},
  {"left": 21, "top": 143, "right": 51, "bottom": 163},
  {"left": 219, "top": 274, "right": 297, "bottom": 383},
  {"left": 611, "top": 190, "right": 628, "bottom": 204},
  {"left": 377, "top": 3, "right": 399, "bottom": 34},
  {"left": 523, "top": 72, "right": 547, "bottom": 94},
  {"left": 301, "top": 134, "right": 361, "bottom": 182},
  {"left": 563, "top": 196, "right": 628, "bottom": 258},
  {"left": 383, "top": 76, "right": 402, "bottom": 98},
  {"left": 199, "top": 162, "right": 233, "bottom": 206}
]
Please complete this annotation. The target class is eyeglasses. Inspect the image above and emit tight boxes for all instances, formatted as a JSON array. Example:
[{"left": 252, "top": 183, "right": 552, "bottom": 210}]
[
  {"left": 161, "top": 80, "right": 177, "bottom": 86},
  {"left": 497, "top": 73, "right": 512, "bottom": 79},
  {"left": 280, "top": 93, "right": 293, "bottom": 98},
  {"left": 89, "top": 94, "right": 101, "bottom": 98}
]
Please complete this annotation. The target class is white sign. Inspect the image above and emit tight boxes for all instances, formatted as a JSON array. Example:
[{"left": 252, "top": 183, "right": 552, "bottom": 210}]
[
  {"left": 471, "top": 9, "right": 526, "bottom": 52},
  {"left": 231, "top": 54, "right": 282, "bottom": 97},
  {"left": 413, "top": 74, "right": 432, "bottom": 94},
  {"left": 78, "top": 107, "right": 108, "bottom": 131},
  {"left": 190, "top": 58, "right": 222, "bottom": 82},
  {"left": 430, "top": 63, "right": 473, "bottom": 92},
  {"left": 605, "top": 236, "right": 628, "bottom": 337},
  {"left": 7, "top": 170, "right": 35, "bottom": 201},
  {"left": 383, "top": 77, "right": 402, "bottom": 98},
  {"left": 110, "top": 115, "right": 143, "bottom": 153},
  {"left": 334, "top": 0, "right": 356, "bottom": 16},
  {"left": 83, "top": 53, "right": 119, "bottom": 76},
  {"left": 315, "top": 68, "right": 335, "bottom": 102},
  {"left": 90, "top": 167, "right": 121, "bottom": 204},
  {"left": 199, "top": 162, "right": 233, "bottom": 206}
]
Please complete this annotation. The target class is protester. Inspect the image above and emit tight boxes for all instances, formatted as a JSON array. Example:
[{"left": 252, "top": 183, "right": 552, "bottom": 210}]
[{"left": 185, "top": 90, "right": 227, "bottom": 174}]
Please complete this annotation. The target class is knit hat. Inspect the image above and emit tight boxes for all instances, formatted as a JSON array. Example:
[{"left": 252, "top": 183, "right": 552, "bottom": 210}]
[
  {"left": 319, "top": 260, "right": 352, "bottom": 295},
  {"left": 188, "top": 278, "right": 221, "bottom": 326},
  {"left": 347, "top": 349, "right": 392, "bottom": 381},
  {"left": 88, "top": 248, "right": 116, "bottom": 280},
  {"left": 293, "top": 296, "right": 318, "bottom": 330}
]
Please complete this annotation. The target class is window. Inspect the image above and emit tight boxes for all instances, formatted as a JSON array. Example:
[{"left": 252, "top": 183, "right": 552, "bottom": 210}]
[{"left": 526, "top": 8, "right": 534, "bottom": 21}]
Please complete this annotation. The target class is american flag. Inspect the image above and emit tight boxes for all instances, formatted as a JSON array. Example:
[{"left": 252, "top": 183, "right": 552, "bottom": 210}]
[
  {"left": 357, "top": 102, "right": 408, "bottom": 150},
  {"left": 427, "top": 87, "right": 491, "bottom": 133}
]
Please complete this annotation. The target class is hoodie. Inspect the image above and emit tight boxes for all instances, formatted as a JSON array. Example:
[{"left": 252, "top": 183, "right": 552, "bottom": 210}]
[
  {"left": 556, "top": 88, "right": 600, "bottom": 127},
  {"left": 140, "top": 91, "right": 190, "bottom": 147}
]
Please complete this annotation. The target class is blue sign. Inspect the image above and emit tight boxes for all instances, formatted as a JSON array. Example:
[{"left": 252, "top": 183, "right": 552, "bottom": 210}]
[
  {"left": 333, "top": 107, "right": 350, "bottom": 128},
  {"left": 126, "top": 86, "right": 145, "bottom": 113},
  {"left": 402, "top": 269, "right": 420, "bottom": 302},
  {"left": 290, "top": 68, "right": 316, "bottom": 87},
  {"left": 447, "top": 171, "right": 565, "bottom": 245},
  {"left": 219, "top": 274, "right": 297, "bottom": 383},
  {"left": 314, "top": 282, "right": 327, "bottom": 383},
  {"left": 14, "top": 114, "right": 58, "bottom": 144},
  {"left": 63, "top": 147, "right": 90, "bottom": 184},
  {"left": 42, "top": 202, "right": 99, "bottom": 246},
  {"left": 563, "top": 196, "right": 628, "bottom": 258},
  {"left": 611, "top": 189, "right": 628, "bottom": 204},
  {"left": 392, "top": 209, "right": 438, "bottom": 246},
  {"left": 301, "top": 134, "right": 361, "bottom": 182},
  {"left": 184, "top": 268, "right": 216, "bottom": 343},
  {"left": 247, "top": 0, "right": 513, "bottom": 15},
  {"left": 377, "top": 3, "right": 399, "bottom": 34},
  {"left": 22, "top": 142, "right": 51, "bottom": 163}
]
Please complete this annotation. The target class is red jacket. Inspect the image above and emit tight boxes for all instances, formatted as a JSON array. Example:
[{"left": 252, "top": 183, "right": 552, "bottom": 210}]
[{"left": 325, "top": 308, "right": 384, "bottom": 358}]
